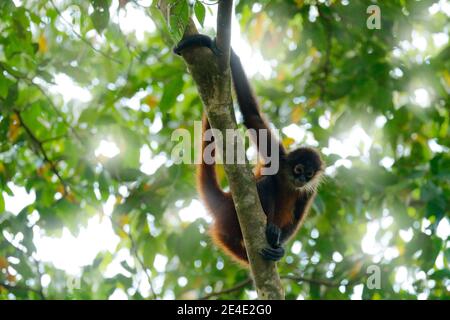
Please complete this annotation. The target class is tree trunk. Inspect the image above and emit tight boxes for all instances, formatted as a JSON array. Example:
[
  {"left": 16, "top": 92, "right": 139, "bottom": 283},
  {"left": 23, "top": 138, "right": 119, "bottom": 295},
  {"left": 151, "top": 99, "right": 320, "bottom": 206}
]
[{"left": 157, "top": 0, "right": 284, "bottom": 300}]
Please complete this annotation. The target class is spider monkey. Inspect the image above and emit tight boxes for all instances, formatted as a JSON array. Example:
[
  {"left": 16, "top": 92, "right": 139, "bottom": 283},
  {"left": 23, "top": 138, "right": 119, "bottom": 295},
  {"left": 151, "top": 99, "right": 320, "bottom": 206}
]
[{"left": 174, "top": 34, "right": 324, "bottom": 266}]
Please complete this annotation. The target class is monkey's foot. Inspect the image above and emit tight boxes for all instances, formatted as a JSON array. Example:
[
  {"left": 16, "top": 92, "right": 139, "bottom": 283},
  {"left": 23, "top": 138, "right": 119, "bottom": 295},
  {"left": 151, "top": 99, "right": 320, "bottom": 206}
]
[
  {"left": 266, "top": 223, "right": 282, "bottom": 248},
  {"left": 260, "top": 246, "right": 285, "bottom": 262}
]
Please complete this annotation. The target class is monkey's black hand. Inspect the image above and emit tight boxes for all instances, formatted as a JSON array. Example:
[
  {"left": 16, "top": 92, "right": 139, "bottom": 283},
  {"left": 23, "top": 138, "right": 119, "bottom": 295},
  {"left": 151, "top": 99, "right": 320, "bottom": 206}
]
[
  {"left": 260, "top": 245, "right": 285, "bottom": 262},
  {"left": 266, "top": 223, "right": 281, "bottom": 248},
  {"left": 260, "top": 223, "right": 284, "bottom": 262},
  {"left": 173, "top": 34, "right": 222, "bottom": 56}
]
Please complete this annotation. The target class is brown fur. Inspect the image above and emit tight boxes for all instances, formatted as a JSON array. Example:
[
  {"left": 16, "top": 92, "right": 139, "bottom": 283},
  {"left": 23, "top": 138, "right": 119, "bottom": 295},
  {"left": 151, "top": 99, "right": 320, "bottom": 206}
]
[{"left": 197, "top": 51, "right": 323, "bottom": 266}]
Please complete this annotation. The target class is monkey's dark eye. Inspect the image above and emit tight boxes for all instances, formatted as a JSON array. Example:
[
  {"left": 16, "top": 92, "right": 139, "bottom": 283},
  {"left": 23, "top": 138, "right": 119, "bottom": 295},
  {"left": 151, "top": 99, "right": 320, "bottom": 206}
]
[
  {"left": 293, "top": 164, "right": 304, "bottom": 175},
  {"left": 306, "top": 169, "right": 314, "bottom": 178}
]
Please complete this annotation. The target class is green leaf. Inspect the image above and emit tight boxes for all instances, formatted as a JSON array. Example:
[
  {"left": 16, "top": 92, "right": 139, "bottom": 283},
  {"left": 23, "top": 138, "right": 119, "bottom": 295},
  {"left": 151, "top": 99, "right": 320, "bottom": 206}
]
[
  {"left": 142, "top": 239, "right": 155, "bottom": 267},
  {"left": 91, "top": 10, "right": 110, "bottom": 33},
  {"left": 36, "top": 69, "right": 54, "bottom": 83},
  {"left": 90, "top": 0, "right": 110, "bottom": 33},
  {"left": 5, "top": 82, "right": 18, "bottom": 107},
  {"left": 445, "top": 248, "right": 450, "bottom": 262},
  {"left": 425, "top": 196, "right": 446, "bottom": 222},
  {"left": 0, "top": 192, "right": 4, "bottom": 212},
  {"left": 429, "top": 269, "right": 450, "bottom": 280},
  {"left": 175, "top": 219, "right": 203, "bottom": 263},
  {"left": 421, "top": 237, "right": 442, "bottom": 270},
  {"left": 79, "top": 106, "right": 99, "bottom": 125},
  {"left": 0, "top": 73, "right": 14, "bottom": 99},
  {"left": 169, "top": 0, "right": 189, "bottom": 42},
  {"left": 120, "top": 260, "right": 135, "bottom": 274},
  {"left": 312, "top": 194, "right": 325, "bottom": 215},
  {"left": 54, "top": 198, "right": 82, "bottom": 236},
  {"left": 119, "top": 127, "right": 142, "bottom": 168},
  {"left": 194, "top": 1, "right": 205, "bottom": 27},
  {"left": 98, "top": 172, "right": 110, "bottom": 201},
  {"left": 159, "top": 75, "right": 184, "bottom": 111},
  {"left": 104, "top": 157, "right": 142, "bottom": 182}
]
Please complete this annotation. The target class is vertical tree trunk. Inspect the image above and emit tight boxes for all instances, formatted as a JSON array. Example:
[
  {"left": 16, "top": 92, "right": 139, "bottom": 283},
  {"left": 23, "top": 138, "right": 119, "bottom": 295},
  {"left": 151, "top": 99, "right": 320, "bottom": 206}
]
[{"left": 157, "top": 0, "right": 284, "bottom": 299}]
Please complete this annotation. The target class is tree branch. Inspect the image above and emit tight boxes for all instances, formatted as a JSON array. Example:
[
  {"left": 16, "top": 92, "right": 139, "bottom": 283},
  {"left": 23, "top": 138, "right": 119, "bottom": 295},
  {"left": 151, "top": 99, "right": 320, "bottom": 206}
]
[
  {"left": 282, "top": 275, "right": 339, "bottom": 287},
  {"left": 216, "top": 0, "right": 233, "bottom": 71},
  {"left": 15, "top": 110, "right": 69, "bottom": 195},
  {"left": 0, "top": 282, "right": 46, "bottom": 299},
  {"left": 28, "top": 81, "right": 84, "bottom": 144},
  {"left": 199, "top": 274, "right": 342, "bottom": 299},
  {"left": 156, "top": 0, "right": 284, "bottom": 299},
  {"left": 199, "top": 278, "right": 252, "bottom": 300},
  {"left": 0, "top": 62, "right": 84, "bottom": 145},
  {"left": 107, "top": 215, "right": 157, "bottom": 299},
  {"left": 40, "top": 134, "right": 67, "bottom": 144},
  {"left": 127, "top": 226, "right": 158, "bottom": 299},
  {"left": 31, "top": 257, "right": 47, "bottom": 300},
  {"left": 1, "top": 235, "right": 47, "bottom": 299}
]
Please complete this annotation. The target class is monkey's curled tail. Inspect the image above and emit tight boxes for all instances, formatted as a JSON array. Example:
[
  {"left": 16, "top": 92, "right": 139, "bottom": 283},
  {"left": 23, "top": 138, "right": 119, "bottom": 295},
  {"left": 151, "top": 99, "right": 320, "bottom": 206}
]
[
  {"left": 197, "top": 114, "right": 248, "bottom": 265},
  {"left": 196, "top": 114, "right": 229, "bottom": 213}
]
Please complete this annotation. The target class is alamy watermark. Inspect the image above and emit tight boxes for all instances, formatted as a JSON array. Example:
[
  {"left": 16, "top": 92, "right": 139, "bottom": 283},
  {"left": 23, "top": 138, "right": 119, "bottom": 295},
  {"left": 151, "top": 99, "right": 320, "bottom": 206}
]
[
  {"left": 366, "top": 264, "right": 381, "bottom": 289},
  {"left": 367, "top": 5, "right": 381, "bottom": 30}
]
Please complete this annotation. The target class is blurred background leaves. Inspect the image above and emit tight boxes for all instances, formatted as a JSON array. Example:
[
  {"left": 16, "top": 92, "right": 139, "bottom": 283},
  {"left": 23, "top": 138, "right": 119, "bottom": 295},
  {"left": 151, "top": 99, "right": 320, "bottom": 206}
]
[{"left": 0, "top": 0, "right": 449, "bottom": 299}]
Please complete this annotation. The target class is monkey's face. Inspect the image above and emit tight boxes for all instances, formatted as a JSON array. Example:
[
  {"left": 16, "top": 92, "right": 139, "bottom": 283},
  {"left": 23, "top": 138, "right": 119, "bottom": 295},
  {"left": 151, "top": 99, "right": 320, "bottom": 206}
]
[{"left": 286, "top": 147, "right": 323, "bottom": 190}]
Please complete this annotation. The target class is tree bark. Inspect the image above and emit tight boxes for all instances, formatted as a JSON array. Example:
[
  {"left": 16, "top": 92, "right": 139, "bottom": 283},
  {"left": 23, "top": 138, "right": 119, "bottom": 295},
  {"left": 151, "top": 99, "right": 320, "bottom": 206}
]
[{"left": 157, "top": 0, "right": 284, "bottom": 299}]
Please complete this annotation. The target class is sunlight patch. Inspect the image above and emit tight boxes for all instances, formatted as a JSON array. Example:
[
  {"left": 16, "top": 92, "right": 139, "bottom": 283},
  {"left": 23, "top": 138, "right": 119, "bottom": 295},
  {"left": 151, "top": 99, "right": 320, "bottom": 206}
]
[
  {"left": 140, "top": 145, "right": 166, "bottom": 175},
  {"left": 412, "top": 88, "right": 431, "bottom": 108},
  {"left": 436, "top": 218, "right": 450, "bottom": 240},
  {"left": 2, "top": 183, "right": 36, "bottom": 215},
  {"left": 110, "top": 0, "right": 156, "bottom": 41},
  {"left": 432, "top": 32, "right": 449, "bottom": 47},
  {"left": 324, "top": 125, "right": 372, "bottom": 159},
  {"left": 95, "top": 140, "right": 121, "bottom": 158},
  {"left": 411, "top": 31, "right": 427, "bottom": 52},
  {"left": 34, "top": 215, "right": 120, "bottom": 275},
  {"left": 178, "top": 199, "right": 210, "bottom": 223},
  {"left": 153, "top": 254, "right": 168, "bottom": 273},
  {"left": 197, "top": 2, "right": 273, "bottom": 78},
  {"left": 109, "top": 288, "right": 128, "bottom": 300},
  {"left": 50, "top": 73, "right": 92, "bottom": 103}
]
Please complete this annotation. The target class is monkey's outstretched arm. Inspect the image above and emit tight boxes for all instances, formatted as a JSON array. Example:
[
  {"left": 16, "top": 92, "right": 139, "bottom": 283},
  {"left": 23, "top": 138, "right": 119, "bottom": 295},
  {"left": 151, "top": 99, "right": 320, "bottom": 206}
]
[
  {"left": 229, "top": 50, "right": 287, "bottom": 160},
  {"left": 174, "top": 35, "right": 287, "bottom": 160}
]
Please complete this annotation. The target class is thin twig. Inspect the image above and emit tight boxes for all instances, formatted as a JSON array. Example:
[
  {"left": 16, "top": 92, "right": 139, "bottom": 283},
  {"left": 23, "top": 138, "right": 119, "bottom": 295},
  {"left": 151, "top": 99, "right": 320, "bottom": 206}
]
[
  {"left": 199, "top": 278, "right": 253, "bottom": 300},
  {"left": 199, "top": 274, "right": 342, "bottom": 299},
  {"left": 0, "top": 62, "right": 84, "bottom": 145},
  {"left": 0, "top": 282, "right": 46, "bottom": 299},
  {"left": 31, "top": 257, "right": 47, "bottom": 300},
  {"left": 127, "top": 230, "right": 158, "bottom": 299},
  {"left": 114, "top": 5, "right": 137, "bottom": 101},
  {"left": 107, "top": 215, "right": 157, "bottom": 299},
  {"left": 15, "top": 110, "right": 69, "bottom": 195},
  {"left": 41, "top": 134, "right": 67, "bottom": 144},
  {"left": 0, "top": 238, "right": 46, "bottom": 299},
  {"left": 30, "top": 81, "right": 84, "bottom": 144},
  {"left": 281, "top": 275, "right": 339, "bottom": 287}
]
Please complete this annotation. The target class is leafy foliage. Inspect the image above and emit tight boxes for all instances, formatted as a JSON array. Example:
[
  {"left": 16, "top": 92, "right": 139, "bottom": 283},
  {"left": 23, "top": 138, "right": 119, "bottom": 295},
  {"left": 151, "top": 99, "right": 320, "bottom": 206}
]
[{"left": 0, "top": 0, "right": 449, "bottom": 300}]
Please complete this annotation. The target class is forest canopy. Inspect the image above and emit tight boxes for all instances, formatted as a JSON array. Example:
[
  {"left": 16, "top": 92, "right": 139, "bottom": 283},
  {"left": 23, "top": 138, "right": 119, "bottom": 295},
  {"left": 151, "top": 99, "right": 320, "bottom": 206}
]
[{"left": 0, "top": 0, "right": 449, "bottom": 299}]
